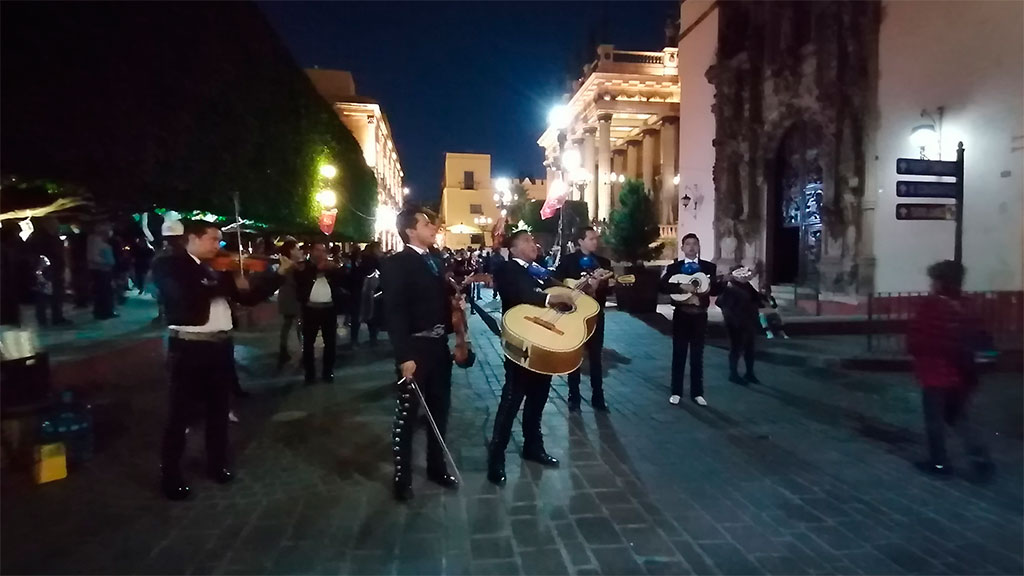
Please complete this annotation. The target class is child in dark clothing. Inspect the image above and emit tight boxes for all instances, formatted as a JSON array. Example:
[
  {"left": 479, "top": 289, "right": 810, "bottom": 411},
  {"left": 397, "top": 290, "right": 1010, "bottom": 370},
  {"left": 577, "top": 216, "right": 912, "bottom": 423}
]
[
  {"left": 758, "top": 285, "right": 788, "bottom": 339},
  {"left": 716, "top": 265, "right": 761, "bottom": 385}
]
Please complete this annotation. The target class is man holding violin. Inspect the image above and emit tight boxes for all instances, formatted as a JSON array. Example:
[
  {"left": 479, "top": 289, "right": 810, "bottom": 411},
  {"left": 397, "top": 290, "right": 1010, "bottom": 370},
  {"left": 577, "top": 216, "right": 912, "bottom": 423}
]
[
  {"left": 380, "top": 207, "right": 459, "bottom": 502},
  {"left": 553, "top": 226, "right": 613, "bottom": 413},
  {"left": 152, "top": 220, "right": 293, "bottom": 501}
]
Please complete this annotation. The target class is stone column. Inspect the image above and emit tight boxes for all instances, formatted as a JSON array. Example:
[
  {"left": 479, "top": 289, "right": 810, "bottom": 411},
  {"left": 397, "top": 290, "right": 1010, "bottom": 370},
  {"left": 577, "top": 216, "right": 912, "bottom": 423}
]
[
  {"left": 582, "top": 126, "right": 597, "bottom": 217},
  {"left": 611, "top": 149, "right": 626, "bottom": 210},
  {"left": 659, "top": 116, "right": 679, "bottom": 224},
  {"left": 642, "top": 128, "right": 658, "bottom": 195},
  {"left": 597, "top": 113, "right": 613, "bottom": 222},
  {"left": 571, "top": 136, "right": 585, "bottom": 202},
  {"left": 626, "top": 139, "right": 641, "bottom": 180}
]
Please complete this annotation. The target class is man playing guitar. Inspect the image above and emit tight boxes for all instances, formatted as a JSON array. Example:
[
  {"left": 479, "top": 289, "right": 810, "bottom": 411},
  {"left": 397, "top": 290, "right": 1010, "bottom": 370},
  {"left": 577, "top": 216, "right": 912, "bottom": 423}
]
[
  {"left": 659, "top": 233, "right": 722, "bottom": 407},
  {"left": 553, "top": 226, "right": 613, "bottom": 412},
  {"left": 487, "top": 230, "right": 574, "bottom": 486}
]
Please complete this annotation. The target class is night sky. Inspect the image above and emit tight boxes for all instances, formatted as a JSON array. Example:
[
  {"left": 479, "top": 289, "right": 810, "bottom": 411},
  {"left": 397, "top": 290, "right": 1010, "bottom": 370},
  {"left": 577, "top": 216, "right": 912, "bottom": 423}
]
[{"left": 259, "top": 1, "right": 676, "bottom": 206}]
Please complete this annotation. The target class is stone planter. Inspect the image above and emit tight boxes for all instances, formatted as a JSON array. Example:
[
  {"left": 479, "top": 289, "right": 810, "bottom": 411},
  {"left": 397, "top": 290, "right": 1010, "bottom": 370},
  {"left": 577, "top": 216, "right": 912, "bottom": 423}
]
[{"left": 613, "top": 266, "right": 660, "bottom": 314}]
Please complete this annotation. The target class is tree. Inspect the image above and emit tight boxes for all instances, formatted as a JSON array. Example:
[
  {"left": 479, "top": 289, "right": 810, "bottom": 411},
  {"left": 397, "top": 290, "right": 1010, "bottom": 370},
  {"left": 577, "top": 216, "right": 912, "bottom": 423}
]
[{"left": 605, "top": 179, "right": 663, "bottom": 265}]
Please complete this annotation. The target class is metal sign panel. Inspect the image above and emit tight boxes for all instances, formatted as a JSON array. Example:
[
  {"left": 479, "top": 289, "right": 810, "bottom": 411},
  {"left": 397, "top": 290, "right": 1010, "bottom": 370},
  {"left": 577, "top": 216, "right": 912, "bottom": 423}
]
[
  {"left": 896, "top": 180, "right": 958, "bottom": 199},
  {"left": 895, "top": 158, "right": 958, "bottom": 177},
  {"left": 895, "top": 203, "right": 957, "bottom": 221}
]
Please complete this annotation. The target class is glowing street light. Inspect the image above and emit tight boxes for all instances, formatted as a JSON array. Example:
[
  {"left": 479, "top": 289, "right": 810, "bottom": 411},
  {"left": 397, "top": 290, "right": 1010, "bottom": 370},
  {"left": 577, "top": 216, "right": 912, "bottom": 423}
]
[
  {"left": 561, "top": 148, "right": 582, "bottom": 171},
  {"left": 547, "top": 104, "right": 571, "bottom": 130},
  {"left": 673, "top": 174, "right": 680, "bottom": 186},
  {"left": 316, "top": 189, "right": 337, "bottom": 208},
  {"left": 319, "top": 164, "right": 338, "bottom": 179},
  {"left": 403, "top": 186, "right": 411, "bottom": 195}
]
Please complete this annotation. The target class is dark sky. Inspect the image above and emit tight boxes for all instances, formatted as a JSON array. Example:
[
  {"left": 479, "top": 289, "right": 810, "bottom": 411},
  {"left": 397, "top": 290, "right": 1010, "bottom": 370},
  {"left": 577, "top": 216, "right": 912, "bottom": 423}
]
[{"left": 259, "top": 1, "right": 676, "bottom": 205}]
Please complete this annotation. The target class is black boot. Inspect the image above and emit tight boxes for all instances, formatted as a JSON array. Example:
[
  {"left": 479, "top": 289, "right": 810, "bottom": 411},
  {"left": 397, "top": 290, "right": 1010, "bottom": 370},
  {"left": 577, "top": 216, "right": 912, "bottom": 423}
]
[
  {"left": 487, "top": 388, "right": 520, "bottom": 486},
  {"left": 392, "top": 383, "right": 414, "bottom": 501},
  {"left": 567, "top": 394, "right": 582, "bottom": 413},
  {"left": 729, "top": 371, "right": 746, "bottom": 385},
  {"left": 487, "top": 444, "right": 507, "bottom": 486},
  {"left": 591, "top": 389, "right": 609, "bottom": 412},
  {"left": 160, "top": 467, "right": 191, "bottom": 501}
]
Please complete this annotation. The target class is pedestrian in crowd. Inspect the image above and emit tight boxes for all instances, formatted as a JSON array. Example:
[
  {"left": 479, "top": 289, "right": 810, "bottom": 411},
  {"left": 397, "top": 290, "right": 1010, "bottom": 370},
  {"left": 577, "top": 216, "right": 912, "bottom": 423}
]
[
  {"left": 111, "top": 231, "right": 131, "bottom": 305},
  {"left": 149, "top": 217, "right": 186, "bottom": 326},
  {"left": 660, "top": 233, "right": 722, "bottom": 407},
  {"left": 716, "top": 265, "right": 761, "bottom": 385},
  {"left": 357, "top": 242, "right": 383, "bottom": 347},
  {"left": 152, "top": 220, "right": 290, "bottom": 501},
  {"left": 276, "top": 238, "right": 303, "bottom": 367},
  {"left": 27, "top": 217, "right": 71, "bottom": 326},
  {"left": 295, "top": 241, "right": 347, "bottom": 383},
  {"left": 907, "top": 260, "right": 994, "bottom": 480},
  {"left": 758, "top": 284, "right": 788, "bottom": 339},
  {"left": 87, "top": 222, "right": 117, "bottom": 320},
  {"left": 0, "top": 223, "right": 25, "bottom": 326},
  {"left": 346, "top": 246, "right": 366, "bottom": 347},
  {"left": 133, "top": 236, "right": 155, "bottom": 295},
  {"left": 69, "top": 225, "right": 90, "bottom": 309}
]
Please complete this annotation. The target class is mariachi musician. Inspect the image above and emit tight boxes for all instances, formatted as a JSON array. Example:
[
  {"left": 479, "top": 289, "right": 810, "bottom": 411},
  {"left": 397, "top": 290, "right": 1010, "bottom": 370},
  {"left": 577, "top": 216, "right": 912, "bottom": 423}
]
[
  {"left": 487, "top": 229, "right": 574, "bottom": 486},
  {"left": 553, "top": 226, "right": 612, "bottom": 412},
  {"left": 152, "top": 220, "right": 292, "bottom": 501},
  {"left": 380, "top": 207, "right": 458, "bottom": 501}
]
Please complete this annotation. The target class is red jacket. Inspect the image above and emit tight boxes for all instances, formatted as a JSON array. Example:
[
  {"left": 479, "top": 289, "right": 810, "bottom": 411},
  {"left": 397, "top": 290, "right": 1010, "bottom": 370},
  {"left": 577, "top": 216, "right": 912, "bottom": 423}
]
[{"left": 907, "top": 294, "right": 975, "bottom": 388}]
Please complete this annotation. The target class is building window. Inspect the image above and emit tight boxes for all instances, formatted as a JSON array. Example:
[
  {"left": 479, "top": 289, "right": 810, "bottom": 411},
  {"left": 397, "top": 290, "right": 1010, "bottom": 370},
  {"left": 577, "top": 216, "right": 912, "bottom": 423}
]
[
  {"left": 469, "top": 204, "right": 483, "bottom": 215},
  {"left": 464, "top": 171, "right": 475, "bottom": 190},
  {"left": 470, "top": 234, "right": 484, "bottom": 246}
]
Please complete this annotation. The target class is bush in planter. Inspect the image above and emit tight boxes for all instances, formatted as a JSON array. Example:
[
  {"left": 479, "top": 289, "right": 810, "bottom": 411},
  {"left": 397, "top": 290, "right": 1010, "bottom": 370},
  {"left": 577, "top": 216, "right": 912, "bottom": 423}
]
[{"left": 605, "top": 179, "right": 663, "bottom": 313}]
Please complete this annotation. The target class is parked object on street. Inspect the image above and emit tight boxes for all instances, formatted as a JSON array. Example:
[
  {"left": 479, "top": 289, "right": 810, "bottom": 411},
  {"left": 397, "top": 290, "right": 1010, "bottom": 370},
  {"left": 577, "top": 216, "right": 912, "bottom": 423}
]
[
  {"left": 33, "top": 442, "right": 67, "bottom": 484},
  {"left": 38, "top": 390, "right": 94, "bottom": 465}
]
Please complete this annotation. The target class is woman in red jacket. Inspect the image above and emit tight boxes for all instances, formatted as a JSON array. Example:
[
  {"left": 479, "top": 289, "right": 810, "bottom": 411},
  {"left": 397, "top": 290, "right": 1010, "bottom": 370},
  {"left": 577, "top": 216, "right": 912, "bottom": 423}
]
[{"left": 907, "top": 260, "right": 993, "bottom": 480}]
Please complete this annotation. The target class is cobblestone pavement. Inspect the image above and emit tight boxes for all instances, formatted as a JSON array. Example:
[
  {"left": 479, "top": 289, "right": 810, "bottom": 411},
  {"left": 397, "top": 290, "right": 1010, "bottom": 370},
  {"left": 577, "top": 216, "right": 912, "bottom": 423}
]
[{"left": 2, "top": 300, "right": 1021, "bottom": 575}]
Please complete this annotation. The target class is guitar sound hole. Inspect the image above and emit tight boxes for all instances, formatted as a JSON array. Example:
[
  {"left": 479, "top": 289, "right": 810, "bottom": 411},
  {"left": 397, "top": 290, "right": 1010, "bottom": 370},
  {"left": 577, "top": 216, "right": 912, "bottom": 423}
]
[{"left": 552, "top": 302, "right": 575, "bottom": 313}]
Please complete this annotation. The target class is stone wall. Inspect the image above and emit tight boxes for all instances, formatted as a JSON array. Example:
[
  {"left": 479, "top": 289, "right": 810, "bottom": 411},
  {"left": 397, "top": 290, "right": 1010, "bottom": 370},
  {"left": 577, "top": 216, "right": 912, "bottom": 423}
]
[{"left": 706, "top": 1, "right": 880, "bottom": 293}]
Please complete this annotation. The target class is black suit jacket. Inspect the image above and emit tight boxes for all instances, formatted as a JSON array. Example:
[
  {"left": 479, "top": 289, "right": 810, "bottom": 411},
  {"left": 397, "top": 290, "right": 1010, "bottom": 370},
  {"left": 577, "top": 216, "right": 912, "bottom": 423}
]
[
  {"left": 659, "top": 258, "right": 722, "bottom": 310},
  {"left": 380, "top": 247, "right": 453, "bottom": 365},
  {"left": 495, "top": 259, "right": 559, "bottom": 315},
  {"left": 294, "top": 263, "right": 349, "bottom": 312},
  {"left": 152, "top": 250, "right": 283, "bottom": 327},
  {"left": 553, "top": 251, "right": 612, "bottom": 307}
]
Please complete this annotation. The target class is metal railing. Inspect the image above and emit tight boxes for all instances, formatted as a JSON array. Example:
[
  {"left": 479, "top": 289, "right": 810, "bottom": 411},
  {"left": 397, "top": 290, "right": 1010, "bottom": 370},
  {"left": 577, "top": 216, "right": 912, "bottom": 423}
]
[{"left": 866, "top": 291, "right": 1024, "bottom": 354}]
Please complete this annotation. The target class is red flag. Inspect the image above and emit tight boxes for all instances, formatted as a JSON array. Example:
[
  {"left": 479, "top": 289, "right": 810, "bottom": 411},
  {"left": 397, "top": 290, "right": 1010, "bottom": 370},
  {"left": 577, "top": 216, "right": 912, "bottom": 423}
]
[
  {"left": 540, "top": 196, "right": 564, "bottom": 219},
  {"left": 318, "top": 209, "right": 337, "bottom": 235}
]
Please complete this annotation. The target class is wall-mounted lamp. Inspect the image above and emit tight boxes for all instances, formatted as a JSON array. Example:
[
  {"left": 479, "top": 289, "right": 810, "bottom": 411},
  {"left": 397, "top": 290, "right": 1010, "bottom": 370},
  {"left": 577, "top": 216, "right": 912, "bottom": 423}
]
[
  {"left": 910, "top": 106, "right": 944, "bottom": 160},
  {"left": 673, "top": 174, "right": 680, "bottom": 186},
  {"left": 681, "top": 193, "right": 692, "bottom": 208}
]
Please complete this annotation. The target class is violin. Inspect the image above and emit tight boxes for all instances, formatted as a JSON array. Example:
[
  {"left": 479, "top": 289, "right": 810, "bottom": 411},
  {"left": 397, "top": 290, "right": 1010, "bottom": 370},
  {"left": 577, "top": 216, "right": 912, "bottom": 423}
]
[
  {"left": 445, "top": 272, "right": 493, "bottom": 369},
  {"left": 209, "top": 250, "right": 270, "bottom": 273}
]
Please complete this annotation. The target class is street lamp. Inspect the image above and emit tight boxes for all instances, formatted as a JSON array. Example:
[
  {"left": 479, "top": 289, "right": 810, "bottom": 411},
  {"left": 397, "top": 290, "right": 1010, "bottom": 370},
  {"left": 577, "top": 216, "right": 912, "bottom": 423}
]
[
  {"left": 547, "top": 105, "right": 571, "bottom": 131},
  {"left": 319, "top": 164, "right": 337, "bottom": 179},
  {"left": 403, "top": 186, "right": 410, "bottom": 196},
  {"left": 673, "top": 174, "right": 680, "bottom": 186},
  {"left": 316, "top": 189, "right": 337, "bottom": 209}
]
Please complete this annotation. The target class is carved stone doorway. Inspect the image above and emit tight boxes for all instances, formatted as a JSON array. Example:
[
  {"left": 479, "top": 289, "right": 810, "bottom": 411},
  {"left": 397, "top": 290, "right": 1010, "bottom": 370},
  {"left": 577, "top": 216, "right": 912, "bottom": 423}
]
[{"left": 768, "top": 123, "right": 824, "bottom": 286}]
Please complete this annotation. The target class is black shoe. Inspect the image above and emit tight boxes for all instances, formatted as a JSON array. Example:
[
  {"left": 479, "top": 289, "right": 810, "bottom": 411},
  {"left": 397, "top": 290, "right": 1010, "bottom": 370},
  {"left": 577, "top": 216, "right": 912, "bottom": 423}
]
[
  {"left": 394, "top": 482, "right": 414, "bottom": 502},
  {"left": 591, "top": 396, "right": 609, "bottom": 412},
  {"left": 744, "top": 373, "right": 761, "bottom": 385},
  {"left": 427, "top": 471, "right": 459, "bottom": 490},
  {"left": 914, "top": 460, "right": 952, "bottom": 477},
  {"left": 522, "top": 451, "right": 559, "bottom": 467},
  {"left": 161, "top": 474, "right": 191, "bottom": 501},
  {"left": 208, "top": 467, "right": 234, "bottom": 484},
  {"left": 487, "top": 464, "right": 507, "bottom": 486},
  {"left": 322, "top": 372, "right": 334, "bottom": 383},
  {"left": 567, "top": 396, "right": 582, "bottom": 413},
  {"left": 729, "top": 373, "right": 746, "bottom": 385}
]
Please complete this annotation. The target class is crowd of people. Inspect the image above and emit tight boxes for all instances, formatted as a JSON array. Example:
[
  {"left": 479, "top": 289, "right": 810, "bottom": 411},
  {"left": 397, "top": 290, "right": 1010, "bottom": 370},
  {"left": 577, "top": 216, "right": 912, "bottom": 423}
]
[{"left": 0, "top": 207, "right": 996, "bottom": 501}]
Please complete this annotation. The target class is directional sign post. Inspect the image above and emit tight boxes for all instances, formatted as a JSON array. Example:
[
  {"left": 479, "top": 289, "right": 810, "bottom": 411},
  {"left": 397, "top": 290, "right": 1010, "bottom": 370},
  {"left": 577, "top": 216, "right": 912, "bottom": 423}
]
[{"left": 894, "top": 142, "right": 965, "bottom": 264}]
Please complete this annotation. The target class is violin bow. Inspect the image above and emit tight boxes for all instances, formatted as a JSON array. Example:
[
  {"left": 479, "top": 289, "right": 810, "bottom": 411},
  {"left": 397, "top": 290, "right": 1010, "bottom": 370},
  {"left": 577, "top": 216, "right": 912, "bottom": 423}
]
[
  {"left": 232, "top": 190, "right": 245, "bottom": 275},
  {"left": 398, "top": 377, "right": 463, "bottom": 484}
]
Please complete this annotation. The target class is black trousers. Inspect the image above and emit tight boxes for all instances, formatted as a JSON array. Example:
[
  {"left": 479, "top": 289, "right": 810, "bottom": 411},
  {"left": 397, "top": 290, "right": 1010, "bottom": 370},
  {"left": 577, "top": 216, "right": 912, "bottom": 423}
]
[
  {"left": 392, "top": 338, "right": 452, "bottom": 486},
  {"left": 671, "top": 310, "right": 707, "bottom": 398},
  {"left": 726, "top": 320, "right": 755, "bottom": 376},
  {"left": 922, "top": 386, "right": 989, "bottom": 465},
  {"left": 161, "top": 337, "right": 234, "bottom": 474},
  {"left": 302, "top": 305, "right": 337, "bottom": 379},
  {"left": 490, "top": 360, "right": 553, "bottom": 463},
  {"left": 568, "top": 312, "right": 605, "bottom": 401},
  {"left": 91, "top": 270, "right": 115, "bottom": 318}
]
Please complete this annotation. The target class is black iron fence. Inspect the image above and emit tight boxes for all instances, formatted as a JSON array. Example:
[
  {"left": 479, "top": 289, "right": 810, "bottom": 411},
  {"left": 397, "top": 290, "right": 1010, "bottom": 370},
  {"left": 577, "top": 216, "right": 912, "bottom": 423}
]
[{"left": 866, "top": 291, "right": 1024, "bottom": 355}]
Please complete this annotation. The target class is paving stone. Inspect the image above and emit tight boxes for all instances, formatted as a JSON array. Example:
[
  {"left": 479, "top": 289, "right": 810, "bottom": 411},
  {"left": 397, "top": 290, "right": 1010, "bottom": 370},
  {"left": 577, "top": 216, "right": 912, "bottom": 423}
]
[
  {"left": 698, "top": 541, "right": 764, "bottom": 575},
  {"left": 574, "top": 516, "right": 625, "bottom": 546},
  {"left": 590, "top": 545, "right": 645, "bottom": 575},
  {"left": 519, "top": 548, "right": 570, "bottom": 575},
  {"left": 470, "top": 559, "right": 521, "bottom": 576},
  {"left": 470, "top": 535, "right": 515, "bottom": 561},
  {"left": 872, "top": 542, "right": 942, "bottom": 574},
  {"left": 670, "top": 539, "right": 717, "bottom": 575},
  {"left": 620, "top": 525, "right": 677, "bottom": 558},
  {"left": 510, "top": 518, "right": 558, "bottom": 549},
  {"left": 675, "top": 512, "right": 729, "bottom": 542},
  {"left": 643, "top": 558, "right": 692, "bottom": 575},
  {"left": 568, "top": 492, "right": 603, "bottom": 517},
  {"left": 561, "top": 539, "right": 594, "bottom": 568},
  {"left": 752, "top": 553, "right": 810, "bottom": 575}
]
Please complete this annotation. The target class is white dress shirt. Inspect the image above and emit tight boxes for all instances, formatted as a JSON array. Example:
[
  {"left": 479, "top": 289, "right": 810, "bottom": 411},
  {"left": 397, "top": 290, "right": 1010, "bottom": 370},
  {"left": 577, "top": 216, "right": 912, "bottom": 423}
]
[
  {"left": 407, "top": 244, "right": 428, "bottom": 255},
  {"left": 169, "top": 254, "right": 233, "bottom": 332},
  {"left": 308, "top": 275, "right": 332, "bottom": 303}
]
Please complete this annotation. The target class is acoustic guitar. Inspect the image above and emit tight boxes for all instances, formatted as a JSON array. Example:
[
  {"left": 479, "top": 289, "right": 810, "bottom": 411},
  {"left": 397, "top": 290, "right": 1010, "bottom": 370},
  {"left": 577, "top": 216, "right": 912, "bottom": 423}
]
[
  {"left": 501, "top": 270, "right": 611, "bottom": 375},
  {"left": 667, "top": 272, "right": 711, "bottom": 304}
]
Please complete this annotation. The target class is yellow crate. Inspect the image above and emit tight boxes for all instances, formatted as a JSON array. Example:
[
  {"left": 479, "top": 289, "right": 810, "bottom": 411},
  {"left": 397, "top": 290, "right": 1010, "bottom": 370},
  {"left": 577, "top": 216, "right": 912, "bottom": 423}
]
[{"left": 33, "top": 442, "right": 67, "bottom": 484}]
